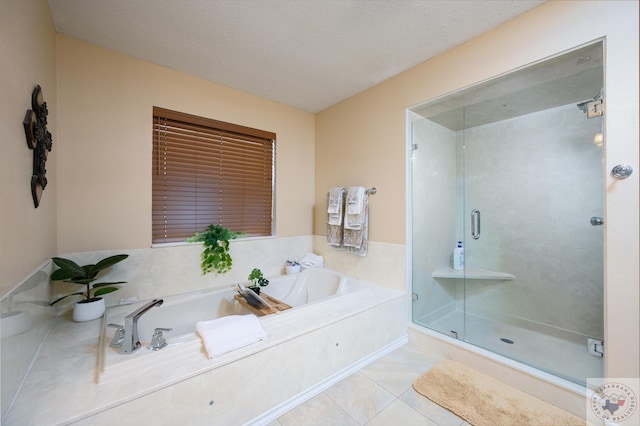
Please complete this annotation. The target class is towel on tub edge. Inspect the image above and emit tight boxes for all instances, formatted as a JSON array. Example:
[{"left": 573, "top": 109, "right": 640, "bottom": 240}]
[{"left": 196, "top": 314, "right": 267, "bottom": 359}]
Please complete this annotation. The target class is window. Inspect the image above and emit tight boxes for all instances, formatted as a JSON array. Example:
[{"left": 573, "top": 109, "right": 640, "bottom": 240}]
[{"left": 152, "top": 107, "right": 275, "bottom": 243}]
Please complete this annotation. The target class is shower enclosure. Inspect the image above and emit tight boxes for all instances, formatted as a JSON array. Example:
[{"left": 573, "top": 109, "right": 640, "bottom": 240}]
[{"left": 409, "top": 42, "right": 604, "bottom": 386}]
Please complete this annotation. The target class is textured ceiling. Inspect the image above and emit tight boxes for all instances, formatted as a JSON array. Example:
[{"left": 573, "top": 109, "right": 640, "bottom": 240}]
[{"left": 48, "top": 0, "right": 544, "bottom": 113}]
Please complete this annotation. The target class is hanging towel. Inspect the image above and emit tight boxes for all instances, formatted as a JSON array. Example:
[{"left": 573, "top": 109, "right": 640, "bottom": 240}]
[
  {"left": 196, "top": 314, "right": 267, "bottom": 359},
  {"left": 327, "top": 188, "right": 345, "bottom": 246},
  {"left": 345, "top": 186, "right": 366, "bottom": 230},
  {"left": 343, "top": 190, "right": 368, "bottom": 256},
  {"left": 327, "top": 187, "right": 345, "bottom": 225},
  {"left": 346, "top": 186, "right": 365, "bottom": 215}
]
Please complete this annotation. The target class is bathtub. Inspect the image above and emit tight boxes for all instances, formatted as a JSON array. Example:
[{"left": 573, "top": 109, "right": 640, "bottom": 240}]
[{"left": 98, "top": 268, "right": 390, "bottom": 385}]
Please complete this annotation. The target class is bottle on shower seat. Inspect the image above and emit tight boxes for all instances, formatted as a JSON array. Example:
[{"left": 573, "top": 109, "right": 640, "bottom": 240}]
[{"left": 453, "top": 241, "right": 464, "bottom": 271}]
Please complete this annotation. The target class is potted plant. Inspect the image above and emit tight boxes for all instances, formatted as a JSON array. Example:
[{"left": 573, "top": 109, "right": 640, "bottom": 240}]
[
  {"left": 187, "top": 224, "right": 243, "bottom": 275},
  {"left": 247, "top": 268, "right": 269, "bottom": 294},
  {"left": 49, "top": 254, "right": 129, "bottom": 322},
  {"left": 285, "top": 259, "right": 301, "bottom": 274}
]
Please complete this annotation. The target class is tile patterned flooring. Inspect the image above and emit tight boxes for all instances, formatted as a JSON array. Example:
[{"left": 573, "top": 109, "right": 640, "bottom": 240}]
[{"left": 268, "top": 343, "right": 470, "bottom": 426}]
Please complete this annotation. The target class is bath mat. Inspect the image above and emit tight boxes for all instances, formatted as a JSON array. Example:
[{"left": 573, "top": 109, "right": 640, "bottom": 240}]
[{"left": 413, "top": 360, "right": 585, "bottom": 426}]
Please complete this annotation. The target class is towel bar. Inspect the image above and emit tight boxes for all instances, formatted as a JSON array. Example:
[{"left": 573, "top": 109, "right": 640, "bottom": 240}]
[{"left": 328, "top": 187, "right": 376, "bottom": 196}]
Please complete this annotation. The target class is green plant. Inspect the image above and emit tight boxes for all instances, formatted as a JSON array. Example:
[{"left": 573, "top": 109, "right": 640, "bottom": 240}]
[
  {"left": 49, "top": 254, "right": 129, "bottom": 305},
  {"left": 247, "top": 268, "right": 269, "bottom": 292},
  {"left": 187, "top": 224, "right": 243, "bottom": 275}
]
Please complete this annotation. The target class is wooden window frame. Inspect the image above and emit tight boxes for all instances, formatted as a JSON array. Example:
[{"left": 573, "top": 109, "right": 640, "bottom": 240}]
[{"left": 152, "top": 106, "right": 275, "bottom": 244}]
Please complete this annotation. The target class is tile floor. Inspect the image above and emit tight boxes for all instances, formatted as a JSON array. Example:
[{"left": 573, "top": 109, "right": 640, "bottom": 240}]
[{"left": 269, "top": 343, "right": 470, "bottom": 426}]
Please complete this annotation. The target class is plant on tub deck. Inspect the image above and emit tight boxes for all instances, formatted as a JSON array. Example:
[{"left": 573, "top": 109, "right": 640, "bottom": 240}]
[
  {"left": 247, "top": 268, "right": 269, "bottom": 294},
  {"left": 49, "top": 254, "right": 129, "bottom": 321},
  {"left": 285, "top": 259, "right": 301, "bottom": 274},
  {"left": 187, "top": 224, "right": 243, "bottom": 275}
]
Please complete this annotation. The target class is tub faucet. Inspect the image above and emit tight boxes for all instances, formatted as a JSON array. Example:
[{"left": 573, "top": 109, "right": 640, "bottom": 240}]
[{"left": 120, "top": 298, "right": 163, "bottom": 354}]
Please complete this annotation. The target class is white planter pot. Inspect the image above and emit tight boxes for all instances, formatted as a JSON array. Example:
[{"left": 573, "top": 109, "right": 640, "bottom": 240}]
[
  {"left": 73, "top": 298, "right": 106, "bottom": 322},
  {"left": 286, "top": 265, "right": 301, "bottom": 274}
]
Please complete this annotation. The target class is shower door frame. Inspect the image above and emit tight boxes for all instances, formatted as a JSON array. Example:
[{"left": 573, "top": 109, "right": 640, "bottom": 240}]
[{"left": 406, "top": 40, "right": 607, "bottom": 386}]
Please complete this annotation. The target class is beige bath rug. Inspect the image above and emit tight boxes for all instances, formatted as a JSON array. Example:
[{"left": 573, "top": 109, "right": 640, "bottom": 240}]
[{"left": 413, "top": 360, "right": 585, "bottom": 426}]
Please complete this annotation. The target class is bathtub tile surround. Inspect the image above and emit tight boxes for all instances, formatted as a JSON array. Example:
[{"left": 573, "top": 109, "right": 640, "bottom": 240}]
[
  {"left": 1, "top": 234, "right": 410, "bottom": 424},
  {"left": 0, "top": 260, "right": 56, "bottom": 419},
  {"left": 312, "top": 236, "right": 405, "bottom": 292},
  {"left": 50, "top": 235, "right": 314, "bottom": 307},
  {"left": 49, "top": 234, "right": 404, "bottom": 307},
  {"left": 3, "top": 265, "right": 406, "bottom": 425}
]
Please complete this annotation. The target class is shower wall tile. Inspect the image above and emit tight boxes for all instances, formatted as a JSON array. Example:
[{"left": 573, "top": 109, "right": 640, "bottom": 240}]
[
  {"left": 412, "top": 103, "right": 603, "bottom": 338},
  {"left": 460, "top": 104, "right": 604, "bottom": 337}
]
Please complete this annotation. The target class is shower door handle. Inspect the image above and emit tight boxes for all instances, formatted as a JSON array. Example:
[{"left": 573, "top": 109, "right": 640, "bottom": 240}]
[{"left": 471, "top": 209, "right": 480, "bottom": 240}]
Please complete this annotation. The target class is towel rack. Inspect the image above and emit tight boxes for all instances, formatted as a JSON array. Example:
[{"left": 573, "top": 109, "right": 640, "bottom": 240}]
[{"left": 328, "top": 187, "right": 377, "bottom": 195}]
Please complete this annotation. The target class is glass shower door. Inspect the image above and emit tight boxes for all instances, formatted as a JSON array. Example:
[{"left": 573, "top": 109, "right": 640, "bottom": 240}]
[
  {"left": 461, "top": 104, "right": 604, "bottom": 384},
  {"left": 410, "top": 41, "right": 605, "bottom": 385}
]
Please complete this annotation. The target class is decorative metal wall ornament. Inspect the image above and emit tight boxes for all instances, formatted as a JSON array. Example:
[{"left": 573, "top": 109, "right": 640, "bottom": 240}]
[{"left": 22, "top": 85, "right": 53, "bottom": 208}]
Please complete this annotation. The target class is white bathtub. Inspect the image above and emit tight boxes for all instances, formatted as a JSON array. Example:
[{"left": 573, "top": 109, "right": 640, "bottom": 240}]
[{"left": 98, "top": 268, "right": 371, "bottom": 382}]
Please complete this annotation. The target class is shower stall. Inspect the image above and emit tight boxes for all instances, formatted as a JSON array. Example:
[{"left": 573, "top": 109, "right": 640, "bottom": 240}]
[{"left": 408, "top": 42, "right": 604, "bottom": 386}]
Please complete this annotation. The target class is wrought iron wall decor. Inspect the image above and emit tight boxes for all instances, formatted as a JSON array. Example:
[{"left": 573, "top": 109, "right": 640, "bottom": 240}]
[{"left": 23, "top": 85, "right": 53, "bottom": 208}]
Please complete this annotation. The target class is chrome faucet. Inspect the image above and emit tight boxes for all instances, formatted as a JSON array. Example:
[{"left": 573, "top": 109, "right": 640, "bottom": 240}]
[{"left": 120, "top": 298, "right": 163, "bottom": 354}]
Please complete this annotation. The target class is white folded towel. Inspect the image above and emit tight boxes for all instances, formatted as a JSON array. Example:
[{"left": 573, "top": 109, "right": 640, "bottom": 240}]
[
  {"left": 327, "top": 187, "right": 345, "bottom": 226},
  {"left": 196, "top": 314, "right": 267, "bottom": 359},
  {"left": 328, "top": 187, "right": 344, "bottom": 214},
  {"left": 346, "top": 186, "right": 365, "bottom": 215},
  {"left": 345, "top": 186, "right": 366, "bottom": 230},
  {"left": 299, "top": 252, "right": 324, "bottom": 269}
]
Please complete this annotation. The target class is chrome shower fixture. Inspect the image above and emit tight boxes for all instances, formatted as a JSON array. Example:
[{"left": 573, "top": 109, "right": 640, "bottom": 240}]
[
  {"left": 577, "top": 91, "right": 604, "bottom": 118},
  {"left": 577, "top": 92, "right": 602, "bottom": 113}
]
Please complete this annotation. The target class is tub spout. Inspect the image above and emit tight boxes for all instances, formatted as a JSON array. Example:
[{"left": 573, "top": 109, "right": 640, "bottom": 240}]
[{"left": 120, "top": 298, "right": 163, "bottom": 354}]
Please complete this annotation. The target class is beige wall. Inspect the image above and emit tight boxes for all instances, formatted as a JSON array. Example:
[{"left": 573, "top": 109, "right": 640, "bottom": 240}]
[
  {"left": 0, "top": 0, "right": 58, "bottom": 295},
  {"left": 1, "top": 0, "right": 637, "bottom": 380},
  {"left": 315, "top": 0, "right": 638, "bottom": 378},
  {"left": 56, "top": 35, "right": 315, "bottom": 253}
]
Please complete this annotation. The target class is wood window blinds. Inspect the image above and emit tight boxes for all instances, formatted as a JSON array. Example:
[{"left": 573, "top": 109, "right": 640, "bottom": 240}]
[{"left": 152, "top": 107, "right": 275, "bottom": 243}]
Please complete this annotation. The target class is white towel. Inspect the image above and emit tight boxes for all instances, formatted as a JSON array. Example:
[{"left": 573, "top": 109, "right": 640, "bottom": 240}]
[
  {"left": 345, "top": 186, "right": 366, "bottom": 230},
  {"left": 196, "top": 314, "right": 267, "bottom": 359},
  {"left": 346, "top": 186, "right": 365, "bottom": 215},
  {"left": 327, "top": 187, "right": 345, "bottom": 226},
  {"left": 299, "top": 252, "right": 324, "bottom": 269}
]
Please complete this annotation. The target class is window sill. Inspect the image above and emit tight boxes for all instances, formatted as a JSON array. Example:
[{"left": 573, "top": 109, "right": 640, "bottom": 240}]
[{"left": 151, "top": 235, "right": 276, "bottom": 249}]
